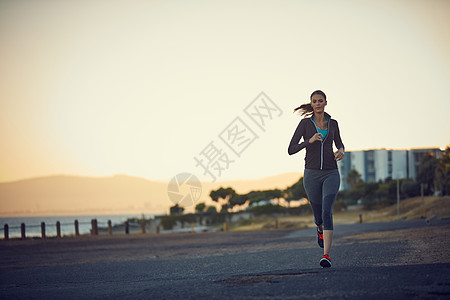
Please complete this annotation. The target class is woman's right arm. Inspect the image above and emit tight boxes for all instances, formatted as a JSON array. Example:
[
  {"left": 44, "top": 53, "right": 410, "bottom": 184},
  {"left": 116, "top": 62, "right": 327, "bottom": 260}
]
[{"left": 288, "top": 120, "right": 310, "bottom": 155}]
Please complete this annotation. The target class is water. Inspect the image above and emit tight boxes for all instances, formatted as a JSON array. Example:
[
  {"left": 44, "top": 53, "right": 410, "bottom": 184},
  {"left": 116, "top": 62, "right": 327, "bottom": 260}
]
[{"left": 0, "top": 214, "right": 154, "bottom": 238}]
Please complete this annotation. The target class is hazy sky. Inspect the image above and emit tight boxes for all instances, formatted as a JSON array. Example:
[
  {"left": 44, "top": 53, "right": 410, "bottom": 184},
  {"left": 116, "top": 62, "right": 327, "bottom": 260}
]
[{"left": 1, "top": 0, "right": 449, "bottom": 183}]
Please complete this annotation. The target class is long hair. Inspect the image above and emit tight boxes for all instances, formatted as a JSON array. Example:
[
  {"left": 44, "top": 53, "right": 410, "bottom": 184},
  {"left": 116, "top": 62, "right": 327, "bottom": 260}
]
[{"left": 293, "top": 90, "right": 327, "bottom": 117}]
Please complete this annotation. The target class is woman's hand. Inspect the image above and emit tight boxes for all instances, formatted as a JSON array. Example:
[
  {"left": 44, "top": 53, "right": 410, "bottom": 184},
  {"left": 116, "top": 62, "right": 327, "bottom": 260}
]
[
  {"left": 309, "top": 133, "right": 323, "bottom": 144},
  {"left": 334, "top": 148, "right": 345, "bottom": 161}
]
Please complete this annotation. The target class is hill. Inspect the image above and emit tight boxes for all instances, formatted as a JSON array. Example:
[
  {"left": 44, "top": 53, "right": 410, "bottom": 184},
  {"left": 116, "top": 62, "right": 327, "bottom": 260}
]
[
  {"left": 0, "top": 172, "right": 301, "bottom": 216},
  {"left": 362, "top": 195, "right": 450, "bottom": 222}
]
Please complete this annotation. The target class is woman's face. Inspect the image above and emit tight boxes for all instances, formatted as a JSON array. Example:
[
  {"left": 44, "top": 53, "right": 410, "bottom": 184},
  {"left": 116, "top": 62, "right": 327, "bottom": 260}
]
[{"left": 310, "top": 94, "right": 327, "bottom": 114}]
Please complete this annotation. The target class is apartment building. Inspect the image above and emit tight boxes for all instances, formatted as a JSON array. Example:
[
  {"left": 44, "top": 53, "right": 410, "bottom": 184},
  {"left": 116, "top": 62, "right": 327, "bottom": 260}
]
[{"left": 338, "top": 148, "right": 442, "bottom": 190}]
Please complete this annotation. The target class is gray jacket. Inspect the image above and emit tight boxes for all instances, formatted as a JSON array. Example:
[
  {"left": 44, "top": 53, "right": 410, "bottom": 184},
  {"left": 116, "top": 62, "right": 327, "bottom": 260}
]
[{"left": 288, "top": 112, "right": 344, "bottom": 170}]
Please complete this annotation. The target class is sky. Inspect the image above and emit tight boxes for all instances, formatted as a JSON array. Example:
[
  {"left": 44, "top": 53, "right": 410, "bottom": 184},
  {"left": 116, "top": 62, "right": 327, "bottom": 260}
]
[{"left": 1, "top": 0, "right": 449, "bottom": 184}]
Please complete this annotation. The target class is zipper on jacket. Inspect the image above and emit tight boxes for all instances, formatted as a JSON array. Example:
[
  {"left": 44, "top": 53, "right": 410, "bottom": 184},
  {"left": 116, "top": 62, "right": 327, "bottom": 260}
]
[
  {"left": 320, "top": 143, "right": 324, "bottom": 169},
  {"left": 311, "top": 116, "right": 330, "bottom": 170}
]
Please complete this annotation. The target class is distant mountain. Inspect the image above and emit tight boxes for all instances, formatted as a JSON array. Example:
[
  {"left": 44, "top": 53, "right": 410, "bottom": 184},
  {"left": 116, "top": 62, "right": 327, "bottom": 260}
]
[{"left": 0, "top": 173, "right": 301, "bottom": 216}]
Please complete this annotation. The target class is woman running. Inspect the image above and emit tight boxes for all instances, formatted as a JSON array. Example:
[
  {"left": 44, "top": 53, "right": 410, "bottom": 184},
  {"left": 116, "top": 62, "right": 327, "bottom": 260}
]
[{"left": 288, "top": 90, "right": 345, "bottom": 268}]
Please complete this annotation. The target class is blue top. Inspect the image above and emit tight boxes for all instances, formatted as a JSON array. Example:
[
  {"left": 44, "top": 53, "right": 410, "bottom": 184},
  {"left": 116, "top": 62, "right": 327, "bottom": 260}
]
[{"left": 312, "top": 116, "right": 328, "bottom": 140}]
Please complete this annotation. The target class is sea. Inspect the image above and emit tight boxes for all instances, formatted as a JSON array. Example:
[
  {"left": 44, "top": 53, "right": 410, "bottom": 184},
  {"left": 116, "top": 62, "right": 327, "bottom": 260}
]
[{"left": 0, "top": 214, "right": 153, "bottom": 238}]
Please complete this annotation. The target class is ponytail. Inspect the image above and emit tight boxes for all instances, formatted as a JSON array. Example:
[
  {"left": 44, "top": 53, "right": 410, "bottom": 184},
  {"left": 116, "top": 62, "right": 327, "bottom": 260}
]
[{"left": 293, "top": 103, "right": 314, "bottom": 117}]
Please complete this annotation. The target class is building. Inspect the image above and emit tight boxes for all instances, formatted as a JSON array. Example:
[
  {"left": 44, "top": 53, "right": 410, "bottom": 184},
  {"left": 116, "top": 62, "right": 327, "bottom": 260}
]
[{"left": 338, "top": 148, "right": 442, "bottom": 190}]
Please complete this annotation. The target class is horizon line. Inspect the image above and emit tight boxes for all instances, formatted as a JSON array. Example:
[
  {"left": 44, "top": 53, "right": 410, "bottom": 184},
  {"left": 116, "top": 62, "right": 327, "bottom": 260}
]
[{"left": 0, "top": 171, "right": 303, "bottom": 185}]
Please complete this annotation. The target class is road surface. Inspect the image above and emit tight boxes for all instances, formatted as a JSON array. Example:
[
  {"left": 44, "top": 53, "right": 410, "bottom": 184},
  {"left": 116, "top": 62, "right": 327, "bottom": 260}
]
[{"left": 1, "top": 220, "right": 449, "bottom": 299}]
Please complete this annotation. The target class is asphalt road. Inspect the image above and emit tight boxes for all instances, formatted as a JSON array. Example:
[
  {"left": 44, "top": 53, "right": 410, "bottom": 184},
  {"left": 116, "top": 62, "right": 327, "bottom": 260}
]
[{"left": 1, "top": 220, "right": 449, "bottom": 299}]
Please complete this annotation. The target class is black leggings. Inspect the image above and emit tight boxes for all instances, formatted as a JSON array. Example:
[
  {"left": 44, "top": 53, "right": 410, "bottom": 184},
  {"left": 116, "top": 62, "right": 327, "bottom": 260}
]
[{"left": 303, "top": 169, "right": 340, "bottom": 230}]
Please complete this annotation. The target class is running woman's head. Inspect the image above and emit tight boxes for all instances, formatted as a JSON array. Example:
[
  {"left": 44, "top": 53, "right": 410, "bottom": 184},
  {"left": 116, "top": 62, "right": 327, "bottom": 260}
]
[{"left": 293, "top": 90, "right": 327, "bottom": 117}]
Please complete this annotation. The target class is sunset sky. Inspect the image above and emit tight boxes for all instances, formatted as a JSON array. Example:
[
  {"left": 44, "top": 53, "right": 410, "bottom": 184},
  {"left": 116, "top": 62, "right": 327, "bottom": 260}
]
[{"left": 1, "top": 0, "right": 449, "bottom": 183}]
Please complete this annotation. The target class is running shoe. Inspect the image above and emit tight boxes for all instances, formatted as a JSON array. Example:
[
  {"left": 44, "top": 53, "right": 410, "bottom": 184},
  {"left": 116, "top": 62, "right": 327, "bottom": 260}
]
[
  {"left": 320, "top": 254, "right": 332, "bottom": 268},
  {"left": 317, "top": 228, "right": 324, "bottom": 248}
]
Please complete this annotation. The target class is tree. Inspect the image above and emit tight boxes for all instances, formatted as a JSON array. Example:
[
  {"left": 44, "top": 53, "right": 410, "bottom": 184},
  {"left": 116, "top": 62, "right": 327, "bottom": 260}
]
[
  {"left": 209, "top": 187, "right": 236, "bottom": 212},
  {"left": 401, "top": 179, "right": 421, "bottom": 198},
  {"left": 417, "top": 152, "right": 439, "bottom": 195},
  {"left": 284, "top": 177, "right": 307, "bottom": 201},
  {"left": 170, "top": 204, "right": 184, "bottom": 215},
  {"left": 266, "top": 189, "right": 283, "bottom": 200},
  {"left": 220, "top": 204, "right": 229, "bottom": 213},
  {"left": 245, "top": 190, "right": 268, "bottom": 205},
  {"left": 195, "top": 202, "right": 206, "bottom": 213},
  {"left": 347, "top": 181, "right": 366, "bottom": 202},
  {"left": 229, "top": 194, "right": 248, "bottom": 208},
  {"left": 435, "top": 146, "right": 450, "bottom": 195},
  {"left": 375, "top": 183, "right": 390, "bottom": 204},
  {"left": 359, "top": 182, "right": 380, "bottom": 210},
  {"left": 209, "top": 187, "right": 236, "bottom": 202},
  {"left": 248, "top": 204, "right": 285, "bottom": 216},
  {"left": 386, "top": 178, "right": 399, "bottom": 202},
  {"left": 205, "top": 205, "right": 218, "bottom": 214},
  {"left": 346, "top": 169, "right": 362, "bottom": 189}
]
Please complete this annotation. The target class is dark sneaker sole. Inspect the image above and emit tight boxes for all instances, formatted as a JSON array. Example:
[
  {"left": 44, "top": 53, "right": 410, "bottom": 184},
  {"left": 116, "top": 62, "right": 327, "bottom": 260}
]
[{"left": 320, "top": 258, "right": 332, "bottom": 268}]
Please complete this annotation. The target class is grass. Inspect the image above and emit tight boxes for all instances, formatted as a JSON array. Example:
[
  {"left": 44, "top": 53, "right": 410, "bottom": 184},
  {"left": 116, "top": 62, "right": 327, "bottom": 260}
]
[
  {"left": 229, "top": 196, "right": 450, "bottom": 231},
  {"left": 229, "top": 216, "right": 313, "bottom": 232},
  {"left": 362, "top": 195, "right": 450, "bottom": 223}
]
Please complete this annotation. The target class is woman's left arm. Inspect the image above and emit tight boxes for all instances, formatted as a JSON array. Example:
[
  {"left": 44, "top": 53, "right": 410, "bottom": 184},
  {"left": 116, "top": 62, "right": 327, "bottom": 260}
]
[{"left": 333, "top": 120, "right": 345, "bottom": 161}]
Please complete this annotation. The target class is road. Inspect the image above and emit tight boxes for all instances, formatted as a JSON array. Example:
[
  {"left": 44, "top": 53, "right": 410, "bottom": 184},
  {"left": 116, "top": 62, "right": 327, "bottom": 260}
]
[{"left": 1, "top": 220, "right": 449, "bottom": 299}]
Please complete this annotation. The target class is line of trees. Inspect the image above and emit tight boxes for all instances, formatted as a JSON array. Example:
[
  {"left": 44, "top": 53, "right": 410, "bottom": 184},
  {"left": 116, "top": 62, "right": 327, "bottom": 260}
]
[
  {"left": 339, "top": 147, "right": 449, "bottom": 209},
  {"left": 338, "top": 176, "right": 419, "bottom": 210},
  {"left": 172, "top": 146, "right": 449, "bottom": 215},
  {"left": 193, "top": 176, "right": 311, "bottom": 216}
]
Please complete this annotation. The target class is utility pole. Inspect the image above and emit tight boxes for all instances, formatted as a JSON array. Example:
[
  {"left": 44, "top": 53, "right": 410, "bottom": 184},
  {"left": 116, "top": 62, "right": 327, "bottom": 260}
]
[
  {"left": 396, "top": 179, "right": 400, "bottom": 219},
  {"left": 421, "top": 183, "right": 425, "bottom": 217}
]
